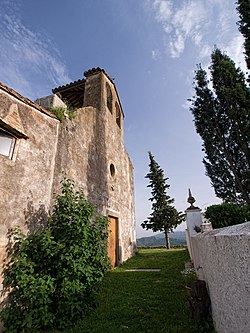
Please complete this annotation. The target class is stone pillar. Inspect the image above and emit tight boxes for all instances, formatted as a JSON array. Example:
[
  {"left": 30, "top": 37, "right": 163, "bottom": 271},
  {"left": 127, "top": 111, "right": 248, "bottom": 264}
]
[{"left": 185, "top": 189, "right": 203, "bottom": 261}]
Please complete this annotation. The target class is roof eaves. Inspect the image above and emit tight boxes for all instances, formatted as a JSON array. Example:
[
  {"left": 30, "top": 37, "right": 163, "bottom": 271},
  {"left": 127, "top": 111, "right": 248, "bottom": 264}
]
[{"left": 52, "top": 78, "right": 86, "bottom": 94}]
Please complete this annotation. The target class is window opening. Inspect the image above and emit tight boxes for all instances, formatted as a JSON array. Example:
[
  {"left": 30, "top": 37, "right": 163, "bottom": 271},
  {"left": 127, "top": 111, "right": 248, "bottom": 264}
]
[
  {"left": 106, "top": 82, "right": 112, "bottom": 113},
  {"left": 0, "top": 128, "right": 16, "bottom": 159},
  {"left": 115, "top": 103, "right": 121, "bottom": 128},
  {"left": 110, "top": 163, "right": 115, "bottom": 177}
]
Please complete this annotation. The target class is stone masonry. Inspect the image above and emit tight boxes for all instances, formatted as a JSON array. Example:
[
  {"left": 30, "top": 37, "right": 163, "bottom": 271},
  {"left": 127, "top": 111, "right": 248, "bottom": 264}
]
[{"left": 0, "top": 68, "right": 136, "bottom": 283}]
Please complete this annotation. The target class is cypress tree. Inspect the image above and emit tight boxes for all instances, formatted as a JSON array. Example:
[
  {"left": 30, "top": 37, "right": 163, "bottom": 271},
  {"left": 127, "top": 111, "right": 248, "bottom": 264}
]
[
  {"left": 189, "top": 48, "right": 250, "bottom": 204},
  {"left": 141, "top": 152, "right": 184, "bottom": 248},
  {"left": 236, "top": 0, "right": 250, "bottom": 74}
]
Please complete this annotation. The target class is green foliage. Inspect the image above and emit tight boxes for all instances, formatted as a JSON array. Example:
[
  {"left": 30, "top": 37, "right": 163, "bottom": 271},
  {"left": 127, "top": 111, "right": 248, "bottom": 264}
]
[
  {"left": 49, "top": 106, "right": 76, "bottom": 121},
  {"left": 189, "top": 48, "right": 250, "bottom": 204},
  {"left": 193, "top": 225, "right": 201, "bottom": 233},
  {"left": 205, "top": 203, "right": 250, "bottom": 229},
  {"left": 0, "top": 178, "right": 109, "bottom": 332},
  {"left": 49, "top": 106, "right": 65, "bottom": 121},
  {"left": 141, "top": 152, "right": 185, "bottom": 248},
  {"left": 237, "top": 0, "right": 250, "bottom": 73}
]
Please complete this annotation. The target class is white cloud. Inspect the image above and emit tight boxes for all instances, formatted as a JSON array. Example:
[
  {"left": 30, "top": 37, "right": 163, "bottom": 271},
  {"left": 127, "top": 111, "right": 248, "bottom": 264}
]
[
  {"left": 169, "top": 30, "right": 185, "bottom": 58},
  {"left": 225, "top": 35, "right": 247, "bottom": 72},
  {"left": 0, "top": 1, "right": 70, "bottom": 100},
  {"left": 199, "top": 44, "right": 212, "bottom": 60},
  {"left": 153, "top": 0, "right": 172, "bottom": 22},
  {"left": 151, "top": 0, "right": 208, "bottom": 58},
  {"left": 152, "top": 49, "right": 161, "bottom": 61},
  {"left": 149, "top": 0, "right": 243, "bottom": 62},
  {"left": 193, "top": 32, "right": 202, "bottom": 46}
]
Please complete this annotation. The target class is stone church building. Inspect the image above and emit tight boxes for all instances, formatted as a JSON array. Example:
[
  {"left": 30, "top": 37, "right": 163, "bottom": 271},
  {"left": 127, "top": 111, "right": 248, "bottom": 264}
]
[{"left": 0, "top": 67, "right": 136, "bottom": 272}]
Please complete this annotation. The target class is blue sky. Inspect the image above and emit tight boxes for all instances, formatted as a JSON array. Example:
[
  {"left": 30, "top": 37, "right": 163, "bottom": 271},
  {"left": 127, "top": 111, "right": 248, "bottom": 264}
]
[{"left": 0, "top": 0, "right": 247, "bottom": 237}]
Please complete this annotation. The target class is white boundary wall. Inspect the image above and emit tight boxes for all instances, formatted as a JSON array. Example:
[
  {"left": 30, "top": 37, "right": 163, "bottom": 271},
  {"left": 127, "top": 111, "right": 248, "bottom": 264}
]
[{"left": 190, "top": 222, "right": 250, "bottom": 333}]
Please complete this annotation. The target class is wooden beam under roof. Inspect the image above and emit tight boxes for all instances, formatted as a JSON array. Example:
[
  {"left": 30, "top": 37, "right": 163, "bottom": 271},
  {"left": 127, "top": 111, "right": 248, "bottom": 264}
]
[{"left": 52, "top": 79, "right": 85, "bottom": 109}]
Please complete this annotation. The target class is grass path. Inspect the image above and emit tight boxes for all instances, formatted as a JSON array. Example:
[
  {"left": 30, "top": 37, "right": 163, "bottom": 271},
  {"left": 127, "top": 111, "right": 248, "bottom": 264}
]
[{"left": 65, "top": 248, "right": 207, "bottom": 333}]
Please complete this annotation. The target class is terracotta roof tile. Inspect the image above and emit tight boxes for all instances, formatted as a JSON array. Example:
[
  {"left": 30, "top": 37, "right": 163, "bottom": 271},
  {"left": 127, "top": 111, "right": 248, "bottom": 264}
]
[
  {"left": 51, "top": 68, "right": 124, "bottom": 117},
  {"left": 52, "top": 78, "right": 85, "bottom": 94}
]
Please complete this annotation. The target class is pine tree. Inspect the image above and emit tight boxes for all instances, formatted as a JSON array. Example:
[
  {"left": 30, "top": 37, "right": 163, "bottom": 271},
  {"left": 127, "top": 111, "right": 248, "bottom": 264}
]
[
  {"left": 236, "top": 0, "right": 250, "bottom": 73},
  {"left": 189, "top": 48, "right": 250, "bottom": 204},
  {"left": 141, "top": 152, "right": 184, "bottom": 249}
]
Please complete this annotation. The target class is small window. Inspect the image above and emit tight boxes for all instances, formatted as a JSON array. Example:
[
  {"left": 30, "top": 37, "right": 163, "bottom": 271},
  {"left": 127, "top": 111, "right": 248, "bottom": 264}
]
[
  {"left": 0, "top": 128, "right": 16, "bottom": 159},
  {"left": 115, "top": 103, "right": 121, "bottom": 128},
  {"left": 106, "top": 82, "right": 112, "bottom": 113},
  {"left": 110, "top": 163, "right": 115, "bottom": 177}
]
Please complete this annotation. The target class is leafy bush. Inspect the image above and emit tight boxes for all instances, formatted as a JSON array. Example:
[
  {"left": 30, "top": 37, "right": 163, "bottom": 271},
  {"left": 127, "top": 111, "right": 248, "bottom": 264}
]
[
  {"left": 205, "top": 203, "right": 250, "bottom": 229},
  {"left": 0, "top": 178, "right": 110, "bottom": 332},
  {"left": 49, "top": 106, "right": 76, "bottom": 121}
]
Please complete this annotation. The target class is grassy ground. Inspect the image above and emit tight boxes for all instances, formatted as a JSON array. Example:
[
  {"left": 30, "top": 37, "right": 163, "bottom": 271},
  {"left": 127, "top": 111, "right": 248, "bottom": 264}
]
[{"left": 62, "top": 248, "right": 214, "bottom": 333}]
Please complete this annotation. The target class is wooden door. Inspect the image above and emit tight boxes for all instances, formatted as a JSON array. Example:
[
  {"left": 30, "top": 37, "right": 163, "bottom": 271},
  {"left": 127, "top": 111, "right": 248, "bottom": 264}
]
[{"left": 108, "top": 216, "right": 118, "bottom": 267}]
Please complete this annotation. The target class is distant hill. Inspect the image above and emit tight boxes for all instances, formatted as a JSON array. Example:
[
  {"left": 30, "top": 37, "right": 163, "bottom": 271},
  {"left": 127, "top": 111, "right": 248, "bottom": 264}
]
[{"left": 137, "top": 231, "right": 186, "bottom": 247}]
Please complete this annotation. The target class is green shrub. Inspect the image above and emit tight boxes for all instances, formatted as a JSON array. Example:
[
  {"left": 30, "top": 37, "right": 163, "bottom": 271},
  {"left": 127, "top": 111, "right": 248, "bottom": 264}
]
[
  {"left": 66, "top": 106, "right": 77, "bottom": 120},
  {"left": 0, "top": 178, "right": 109, "bottom": 332},
  {"left": 49, "top": 106, "right": 76, "bottom": 121},
  {"left": 49, "top": 106, "right": 65, "bottom": 121},
  {"left": 205, "top": 203, "right": 250, "bottom": 229}
]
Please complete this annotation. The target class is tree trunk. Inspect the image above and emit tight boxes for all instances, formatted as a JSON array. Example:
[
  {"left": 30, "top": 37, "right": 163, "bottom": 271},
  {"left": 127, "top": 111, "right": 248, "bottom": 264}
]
[{"left": 164, "top": 229, "right": 170, "bottom": 249}]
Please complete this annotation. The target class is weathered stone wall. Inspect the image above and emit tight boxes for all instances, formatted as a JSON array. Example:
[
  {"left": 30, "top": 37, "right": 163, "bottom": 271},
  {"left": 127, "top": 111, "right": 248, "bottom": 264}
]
[
  {"left": 0, "top": 69, "right": 136, "bottom": 279},
  {"left": 51, "top": 71, "right": 136, "bottom": 262},
  {"left": 51, "top": 106, "right": 104, "bottom": 204},
  {"left": 0, "top": 87, "right": 59, "bottom": 284},
  {"left": 191, "top": 222, "right": 250, "bottom": 333},
  {"left": 35, "top": 94, "right": 66, "bottom": 110}
]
